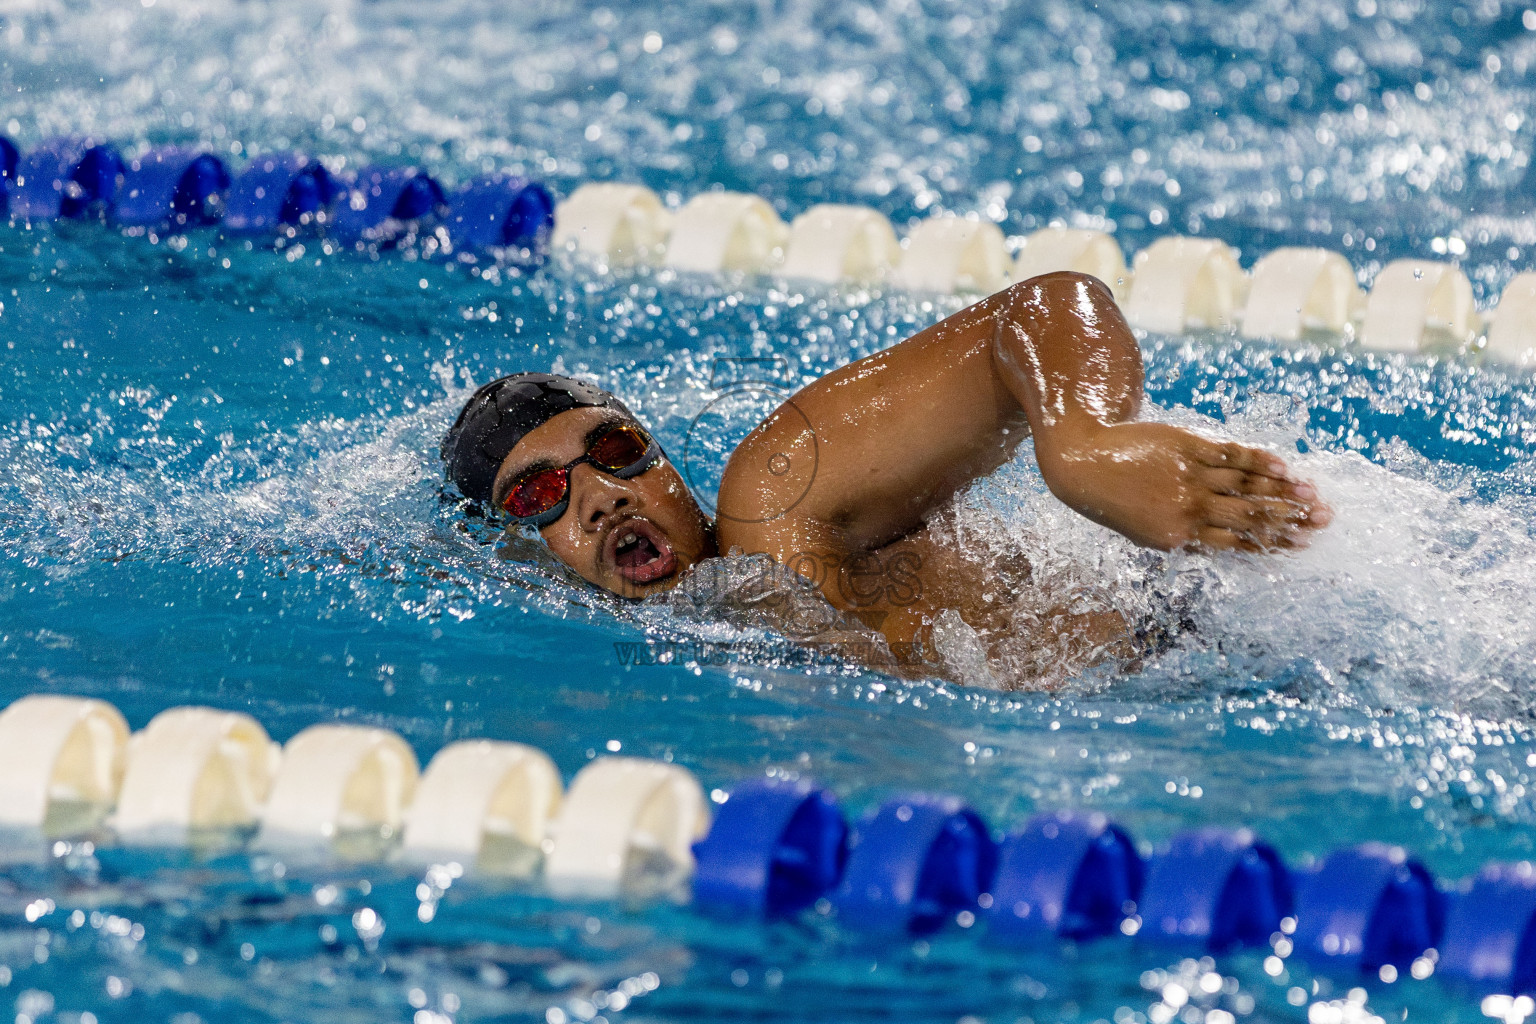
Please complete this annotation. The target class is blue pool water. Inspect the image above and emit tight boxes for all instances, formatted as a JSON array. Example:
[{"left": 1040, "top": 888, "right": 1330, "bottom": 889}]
[{"left": 6, "top": 0, "right": 1536, "bottom": 1020}]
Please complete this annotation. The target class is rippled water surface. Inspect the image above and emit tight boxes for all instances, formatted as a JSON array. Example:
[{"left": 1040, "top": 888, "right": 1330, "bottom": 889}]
[{"left": 5, "top": 0, "right": 1536, "bottom": 1021}]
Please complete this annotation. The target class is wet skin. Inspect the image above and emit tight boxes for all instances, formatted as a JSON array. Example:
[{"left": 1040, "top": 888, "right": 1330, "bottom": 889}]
[
  {"left": 492, "top": 272, "right": 1332, "bottom": 663},
  {"left": 490, "top": 408, "right": 715, "bottom": 600}
]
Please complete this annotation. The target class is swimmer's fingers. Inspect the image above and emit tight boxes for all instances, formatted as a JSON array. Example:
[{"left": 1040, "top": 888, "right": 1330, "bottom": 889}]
[
  {"left": 1201, "top": 465, "right": 1327, "bottom": 513},
  {"left": 1196, "top": 441, "right": 1289, "bottom": 479},
  {"left": 1200, "top": 494, "right": 1312, "bottom": 549},
  {"left": 1200, "top": 465, "right": 1290, "bottom": 500},
  {"left": 1192, "top": 526, "right": 1269, "bottom": 554},
  {"left": 1299, "top": 498, "right": 1334, "bottom": 528},
  {"left": 1204, "top": 492, "right": 1314, "bottom": 530},
  {"left": 1196, "top": 442, "right": 1320, "bottom": 505}
]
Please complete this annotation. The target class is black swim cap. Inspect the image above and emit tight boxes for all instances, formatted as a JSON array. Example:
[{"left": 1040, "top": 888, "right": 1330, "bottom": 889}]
[{"left": 440, "top": 372, "right": 634, "bottom": 504}]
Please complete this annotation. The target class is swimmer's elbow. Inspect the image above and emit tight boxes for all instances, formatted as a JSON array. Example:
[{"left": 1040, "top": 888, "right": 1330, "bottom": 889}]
[{"left": 1001, "top": 270, "right": 1114, "bottom": 303}]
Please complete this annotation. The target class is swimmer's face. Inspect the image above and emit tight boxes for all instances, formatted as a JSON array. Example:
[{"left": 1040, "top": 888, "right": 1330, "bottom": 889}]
[{"left": 491, "top": 406, "right": 714, "bottom": 598}]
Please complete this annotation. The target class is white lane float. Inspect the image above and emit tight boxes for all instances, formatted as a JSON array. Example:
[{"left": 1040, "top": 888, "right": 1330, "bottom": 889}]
[
  {"left": 402, "top": 739, "right": 563, "bottom": 875},
  {"left": 1482, "top": 271, "right": 1536, "bottom": 365},
  {"left": 543, "top": 756, "right": 711, "bottom": 896},
  {"left": 114, "top": 706, "right": 281, "bottom": 841},
  {"left": 1239, "top": 247, "right": 1363, "bottom": 342},
  {"left": 1358, "top": 259, "right": 1480, "bottom": 353},
  {"left": 552, "top": 183, "right": 672, "bottom": 265},
  {"left": 1010, "top": 227, "right": 1130, "bottom": 301},
  {"left": 256, "top": 724, "right": 419, "bottom": 853},
  {"left": 889, "top": 215, "right": 1010, "bottom": 295},
  {"left": 0, "top": 695, "right": 130, "bottom": 834},
  {"left": 663, "top": 192, "right": 788, "bottom": 274},
  {"left": 1125, "top": 236, "right": 1249, "bottom": 334},
  {"left": 780, "top": 204, "right": 901, "bottom": 285}
]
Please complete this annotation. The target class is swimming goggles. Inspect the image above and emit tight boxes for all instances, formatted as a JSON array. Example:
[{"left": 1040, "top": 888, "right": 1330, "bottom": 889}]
[{"left": 499, "top": 422, "right": 661, "bottom": 528}]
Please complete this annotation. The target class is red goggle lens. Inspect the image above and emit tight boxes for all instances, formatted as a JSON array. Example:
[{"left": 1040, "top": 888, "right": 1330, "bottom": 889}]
[
  {"left": 504, "top": 467, "right": 569, "bottom": 518},
  {"left": 587, "top": 425, "right": 650, "bottom": 470},
  {"left": 499, "top": 425, "right": 655, "bottom": 521}
]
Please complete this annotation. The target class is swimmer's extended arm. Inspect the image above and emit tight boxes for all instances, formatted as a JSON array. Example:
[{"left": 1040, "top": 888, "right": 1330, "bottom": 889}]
[{"left": 716, "top": 272, "right": 1329, "bottom": 565}]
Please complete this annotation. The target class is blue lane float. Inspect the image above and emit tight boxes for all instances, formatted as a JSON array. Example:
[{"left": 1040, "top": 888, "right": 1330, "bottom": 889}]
[
  {"left": 987, "top": 810, "right": 1143, "bottom": 942},
  {"left": 835, "top": 793, "right": 996, "bottom": 936},
  {"left": 691, "top": 777, "right": 847, "bottom": 918},
  {"left": 1138, "top": 828, "right": 1293, "bottom": 952},
  {"left": 8, "top": 132, "right": 1536, "bottom": 359},
  {"left": 330, "top": 165, "right": 446, "bottom": 248},
  {"left": 221, "top": 153, "right": 336, "bottom": 234},
  {"left": 12, "top": 682, "right": 1536, "bottom": 1006},
  {"left": 0, "top": 136, "right": 14, "bottom": 216},
  {"left": 449, "top": 174, "right": 555, "bottom": 258},
  {"left": 1292, "top": 843, "right": 1443, "bottom": 973},
  {"left": 115, "top": 147, "right": 230, "bottom": 229},
  {"left": 1439, "top": 863, "right": 1536, "bottom": 994},
  {"left": 11, "top": 138, "right": 122, "bottom": 220}
]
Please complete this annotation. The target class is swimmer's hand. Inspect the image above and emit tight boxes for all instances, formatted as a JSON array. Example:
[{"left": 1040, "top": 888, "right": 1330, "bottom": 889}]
[{"left": 1036, "top": 422, "right": 1331, "bottom": 553}]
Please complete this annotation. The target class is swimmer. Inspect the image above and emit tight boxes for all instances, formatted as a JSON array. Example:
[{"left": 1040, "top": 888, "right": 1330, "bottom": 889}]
[{"left": 440, "top": 273, "right": 1331, "bottom": 680}]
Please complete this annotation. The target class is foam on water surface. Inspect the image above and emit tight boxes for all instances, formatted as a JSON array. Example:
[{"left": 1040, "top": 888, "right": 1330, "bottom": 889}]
[{"left": 5, "top": 0, "right": 1536, "bottom": 1021}]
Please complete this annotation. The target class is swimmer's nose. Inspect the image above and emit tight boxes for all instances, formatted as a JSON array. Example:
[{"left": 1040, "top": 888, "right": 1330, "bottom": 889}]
[{"left": 570, "top": 463, "right": 633, "bottom": 530}]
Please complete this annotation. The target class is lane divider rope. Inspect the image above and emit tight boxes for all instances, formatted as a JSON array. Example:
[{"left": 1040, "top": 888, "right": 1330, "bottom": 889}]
[
  {"left": 0, "top": 694, "right": 1533, "bottom": 998},
  {"left": 0, "top": 135, "right": 1532, "bottom": 362}
]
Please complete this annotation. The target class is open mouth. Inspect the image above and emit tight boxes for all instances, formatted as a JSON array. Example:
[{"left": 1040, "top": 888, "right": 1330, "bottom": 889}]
[{"left": 606, "top": 517, "right": 678, "bottom": 586}]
